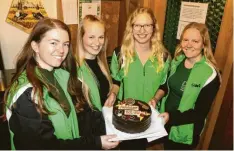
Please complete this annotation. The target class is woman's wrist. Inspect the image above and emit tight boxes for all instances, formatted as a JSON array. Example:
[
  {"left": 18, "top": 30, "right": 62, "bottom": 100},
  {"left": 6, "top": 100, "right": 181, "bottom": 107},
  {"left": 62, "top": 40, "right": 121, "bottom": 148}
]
[
  {"left": 111, "top": 92, "right": 117, "bottom": 97},
  {"left": 108, "top": 91, "right": 117, "bottom": 97},
  {"left": 152, "top": 97, "right": 159, "bottom": 103}
]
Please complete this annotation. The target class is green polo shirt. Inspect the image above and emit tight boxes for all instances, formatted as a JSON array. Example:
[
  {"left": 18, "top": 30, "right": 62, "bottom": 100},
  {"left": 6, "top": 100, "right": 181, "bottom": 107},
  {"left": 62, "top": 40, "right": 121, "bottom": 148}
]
[{"left": 111, "top": 50, "right": 170, "bottom": 103}]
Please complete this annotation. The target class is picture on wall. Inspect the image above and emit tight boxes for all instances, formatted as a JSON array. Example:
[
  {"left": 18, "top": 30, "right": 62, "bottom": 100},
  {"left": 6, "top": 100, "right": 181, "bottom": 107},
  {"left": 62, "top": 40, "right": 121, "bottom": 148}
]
[
  {"left": 5, "top": 0, "right": 48, "bottom": 33},
  {"left": 78, "top": 0, "right": 101, "bottom": 24}
]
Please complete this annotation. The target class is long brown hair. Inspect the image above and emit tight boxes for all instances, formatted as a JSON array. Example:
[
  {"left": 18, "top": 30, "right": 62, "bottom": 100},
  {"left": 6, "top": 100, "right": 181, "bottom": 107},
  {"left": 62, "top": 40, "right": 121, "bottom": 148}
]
[{"left": 4, "top": 18, "right": 86, "bottom": 114}]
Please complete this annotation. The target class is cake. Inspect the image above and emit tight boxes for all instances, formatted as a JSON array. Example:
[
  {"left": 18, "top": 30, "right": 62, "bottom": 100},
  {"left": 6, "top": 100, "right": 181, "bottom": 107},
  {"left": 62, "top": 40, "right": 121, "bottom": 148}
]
[{"left": 112, "top": 98, "right": 152, "bottom": 133}]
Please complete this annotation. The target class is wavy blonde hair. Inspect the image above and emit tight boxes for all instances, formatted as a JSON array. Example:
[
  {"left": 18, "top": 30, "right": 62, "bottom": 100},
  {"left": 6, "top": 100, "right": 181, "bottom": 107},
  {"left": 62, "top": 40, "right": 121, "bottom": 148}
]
[
  {"left": 119, "top": 7, "right": 169, "bottom": 75},
  {"left": 75, "top": 15, "right": 113, "bottom": 108},
  {"left": 174, "top": 22, "right": 221, "bottom": 81}
]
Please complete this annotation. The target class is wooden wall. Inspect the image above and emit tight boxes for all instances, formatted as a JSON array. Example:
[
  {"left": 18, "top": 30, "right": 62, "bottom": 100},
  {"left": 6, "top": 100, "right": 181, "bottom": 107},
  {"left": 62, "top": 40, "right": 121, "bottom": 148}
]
[
  {"left": 101, "top": 1, "right": 120, "bottom": 56},
  {"left": 199, "top": 0, "right": 233, "bottom": 149}
]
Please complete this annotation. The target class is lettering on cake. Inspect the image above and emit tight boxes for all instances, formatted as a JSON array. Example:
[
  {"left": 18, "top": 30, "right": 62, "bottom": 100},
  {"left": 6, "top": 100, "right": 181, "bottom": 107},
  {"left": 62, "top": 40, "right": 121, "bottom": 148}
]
[
  {"left": 124, "top": 110, "right": 141, "bottom": 115},
  {"left": 118, "top": 105, "right": 139, "bottom": 110}
]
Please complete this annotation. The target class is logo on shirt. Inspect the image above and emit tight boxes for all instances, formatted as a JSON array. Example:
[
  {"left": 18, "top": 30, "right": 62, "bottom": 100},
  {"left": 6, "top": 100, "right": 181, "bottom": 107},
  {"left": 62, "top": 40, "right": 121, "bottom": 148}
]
[
  {"left": 180, "top": 81, "right": 187, "bottom": 91},
  {"left": 191, "top": 83, "right": 201, "bottom": 88}
]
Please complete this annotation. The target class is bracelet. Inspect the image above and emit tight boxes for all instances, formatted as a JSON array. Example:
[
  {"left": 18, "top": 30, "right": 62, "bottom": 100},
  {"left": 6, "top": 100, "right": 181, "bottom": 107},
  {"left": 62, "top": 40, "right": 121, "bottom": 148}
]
[{"left": 152, "top": 97, "right": 159, "bottom": 102}]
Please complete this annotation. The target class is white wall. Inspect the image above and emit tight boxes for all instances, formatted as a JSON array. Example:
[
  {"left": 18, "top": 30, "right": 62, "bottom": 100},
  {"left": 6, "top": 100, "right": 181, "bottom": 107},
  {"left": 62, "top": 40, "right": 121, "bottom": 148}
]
[{"left": 0, "top": 0, "right": 58, "bottom": 69}]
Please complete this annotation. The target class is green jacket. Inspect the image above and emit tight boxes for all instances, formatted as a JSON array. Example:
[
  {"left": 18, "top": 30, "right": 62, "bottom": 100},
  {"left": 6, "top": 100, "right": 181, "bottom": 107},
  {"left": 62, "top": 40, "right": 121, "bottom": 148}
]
[
  {"left": 77, "top": 63, "right": 102, "bottom": 111},
  {"left": 111, "top": 50, "right": 170, "bottom": 103},
  {"left": 160, "top": 54, "right": 217, "bottom": 145},
  {"left": 6, "top": 68, "right": 80, "bottom": 149}
]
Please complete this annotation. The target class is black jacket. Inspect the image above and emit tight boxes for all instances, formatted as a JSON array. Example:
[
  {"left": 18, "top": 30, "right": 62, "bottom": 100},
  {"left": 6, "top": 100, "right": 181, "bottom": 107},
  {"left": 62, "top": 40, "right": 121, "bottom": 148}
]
[{"left": 8, "top": 87, "right": 105, "bottom": 150}]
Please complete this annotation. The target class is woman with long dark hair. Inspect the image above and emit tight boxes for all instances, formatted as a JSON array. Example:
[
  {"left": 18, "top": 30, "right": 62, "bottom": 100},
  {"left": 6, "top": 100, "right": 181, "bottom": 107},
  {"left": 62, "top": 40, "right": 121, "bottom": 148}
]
[{"left": 4, "top": 18, "right": 119, "bottom": 150}]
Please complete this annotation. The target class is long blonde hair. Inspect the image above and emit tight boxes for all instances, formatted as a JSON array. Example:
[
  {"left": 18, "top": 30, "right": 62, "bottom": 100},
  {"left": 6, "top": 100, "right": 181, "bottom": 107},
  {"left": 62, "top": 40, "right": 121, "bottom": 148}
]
[
  {"left": 75, "top": 15, "right": 113, "bottom": 108},
  {"left": 119, "top": 7, "right": 169, "bottom": 75},
  {"left": 174, "top": 22, "right": 221, "bottom": 81}
]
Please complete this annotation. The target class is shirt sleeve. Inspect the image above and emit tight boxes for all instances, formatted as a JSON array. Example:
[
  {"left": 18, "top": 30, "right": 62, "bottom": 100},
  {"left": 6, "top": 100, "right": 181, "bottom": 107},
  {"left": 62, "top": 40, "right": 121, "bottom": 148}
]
[
  {"left": 112, "top": 78, "right": 121, "bottom": 86},
  {"left": 158, "top": 82, "right": 168, "bottom": 95},
  {"left": 167, "top": 75, "right": 220, "bottom": 126},
  {"left": 110, "top": 47, "right": 123, "bottom": 81},
  {"left": 8, "top": 87, "right": 102, "bottom": 150}
]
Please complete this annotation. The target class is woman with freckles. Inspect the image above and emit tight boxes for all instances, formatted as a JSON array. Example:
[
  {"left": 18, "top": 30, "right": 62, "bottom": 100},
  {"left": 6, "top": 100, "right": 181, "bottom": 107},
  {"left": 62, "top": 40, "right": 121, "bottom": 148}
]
[{"left": 149, "top": 22, "right": 221, "bottom": 150}]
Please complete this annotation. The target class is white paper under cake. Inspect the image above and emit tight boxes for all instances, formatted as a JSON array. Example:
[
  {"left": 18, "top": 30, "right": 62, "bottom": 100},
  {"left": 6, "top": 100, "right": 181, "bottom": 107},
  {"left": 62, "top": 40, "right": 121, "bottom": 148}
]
[{"left": 102, "top": 106, "right": 168, "bottom": 142}]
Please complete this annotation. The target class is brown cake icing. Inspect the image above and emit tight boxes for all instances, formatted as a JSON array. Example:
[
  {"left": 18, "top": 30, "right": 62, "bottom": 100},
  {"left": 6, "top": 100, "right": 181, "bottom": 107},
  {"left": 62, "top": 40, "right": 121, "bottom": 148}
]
[{"left": 112, "top": 98, "right": 152, "bottom": 133}]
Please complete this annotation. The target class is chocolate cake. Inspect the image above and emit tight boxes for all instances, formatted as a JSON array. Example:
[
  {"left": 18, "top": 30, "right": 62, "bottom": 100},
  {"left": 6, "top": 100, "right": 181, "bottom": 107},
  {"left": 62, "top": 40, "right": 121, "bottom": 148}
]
[{"left": 112, "top": 98, "right": 152, "bottom": 133}]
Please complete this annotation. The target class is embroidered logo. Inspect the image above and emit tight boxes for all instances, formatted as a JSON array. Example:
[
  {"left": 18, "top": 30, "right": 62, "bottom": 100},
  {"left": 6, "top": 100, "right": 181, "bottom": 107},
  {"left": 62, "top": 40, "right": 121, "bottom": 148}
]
[
  {"left": 192, "top": 83, "right": 201, "bottom": 88},
  {"left": 180, "top": 81, "right": 187, "bottom": 91}
]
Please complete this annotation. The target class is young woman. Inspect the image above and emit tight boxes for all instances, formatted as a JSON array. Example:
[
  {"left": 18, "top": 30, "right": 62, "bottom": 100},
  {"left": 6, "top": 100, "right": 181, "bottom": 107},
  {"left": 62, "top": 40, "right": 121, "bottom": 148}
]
[
  {"left": 76, "top": 15, "right": 119, "bottom": 111},
  {"left": 150, "top": 22, "right": 221, "bottom": 149},
  {"left": 110, "top": 7, "right": 170, "bottom": 150},
  {"left": 4, "top": 18, "right": 119, "bottom": 150}
]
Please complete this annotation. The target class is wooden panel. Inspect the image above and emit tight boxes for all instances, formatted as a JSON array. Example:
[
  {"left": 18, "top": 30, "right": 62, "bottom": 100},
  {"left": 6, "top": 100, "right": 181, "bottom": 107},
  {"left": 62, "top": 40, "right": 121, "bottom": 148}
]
[
  {"left": 117, "top": 0, "right": 127, "bottom": 46},
  {"left": 56, "top": 0, "right": 78, "bottom": 53},
  {"left": 209, "top": 68, "right": 233, "bottom": 149},
  {"left": 101, "top": 1, "right": 120, "bottom": 56},
  {"left": 118, "top": 0, "right": 140, "bottom": 46},
  {"left": 149, "top": 0, "right": 167, "bottom": 40},
  {"left": 214, "top": 0, "right": 233, "bottom": 71},
  {"left": 57, "top": 0, "right": 63, "bottom": 21},
  {"left": 68, "top": 25, "right": 78, "bottom": 53},
  {"left": 199, "top": 0, "right": 233, "bottom": 149}
]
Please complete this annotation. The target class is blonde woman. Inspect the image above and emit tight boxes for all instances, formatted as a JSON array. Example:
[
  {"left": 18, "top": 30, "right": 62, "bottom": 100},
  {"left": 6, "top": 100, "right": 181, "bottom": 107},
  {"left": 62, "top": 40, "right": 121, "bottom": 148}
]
[
  {"left": 75, "top": 15, "right": 120, "bottom": 138},
  {"left": 76, "top": 15, "right": 119, "bottom": 109},
  {"left": 149, "top": 22, "right": 221, "bottom": 149},
  {"left": 110, "top": 7, "right": 170, "bottom": 150}
]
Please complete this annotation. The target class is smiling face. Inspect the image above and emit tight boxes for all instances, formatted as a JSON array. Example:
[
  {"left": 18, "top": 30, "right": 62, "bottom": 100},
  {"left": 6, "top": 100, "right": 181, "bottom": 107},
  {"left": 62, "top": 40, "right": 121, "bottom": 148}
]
[
  {"left": 181, "top": 27, "right": 204, "bottom": 61},
  {"left": 132, "top": 13, "right": 153, "bottom": 45},
  {"left": 82, "top": 21, "right": 105, "bottom": 59},
  {"left": 31, "top": 28, "right": 70, "bottom": 71}
]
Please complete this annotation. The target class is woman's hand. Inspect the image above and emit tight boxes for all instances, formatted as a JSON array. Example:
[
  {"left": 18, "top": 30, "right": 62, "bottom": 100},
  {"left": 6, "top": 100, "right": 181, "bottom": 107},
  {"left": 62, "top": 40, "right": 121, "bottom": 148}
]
[
  {"left": 104, "top": 92, "right": 116, "bottom": 107},
  {"left": 158, "top": 112, "right": 169, "bottom": 124},
  {"left": 100, "top": 134, "right": 119, "bottom": 150},
  {"left": 148, "top": 99, "right": 157, "bottom": 108}
]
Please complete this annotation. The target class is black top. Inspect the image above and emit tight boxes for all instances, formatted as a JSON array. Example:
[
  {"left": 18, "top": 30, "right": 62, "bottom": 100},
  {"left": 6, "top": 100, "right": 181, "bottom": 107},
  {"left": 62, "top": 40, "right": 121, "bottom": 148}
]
[
  {"left": 85, "top": 58, "right": 120, "bottom": 105},
  {"left": 8, "top": 88, "right": 102, "bottom": 150},
  {"left": 165, "top": 59, "right": 191, "bottom": 112}
]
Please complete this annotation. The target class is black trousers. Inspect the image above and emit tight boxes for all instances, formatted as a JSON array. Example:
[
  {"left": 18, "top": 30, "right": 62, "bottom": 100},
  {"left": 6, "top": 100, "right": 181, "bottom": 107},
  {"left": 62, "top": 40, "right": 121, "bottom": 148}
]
[{"left": 119, "top": 138, "right": 148, "bottom": 150}]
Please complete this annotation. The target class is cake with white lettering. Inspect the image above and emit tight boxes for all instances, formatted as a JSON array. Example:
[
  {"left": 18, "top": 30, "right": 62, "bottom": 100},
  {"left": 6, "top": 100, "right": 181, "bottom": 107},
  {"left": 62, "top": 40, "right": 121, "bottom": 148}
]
[{"left": 112, "top": 98, "right": 152, "bottom": 133}]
